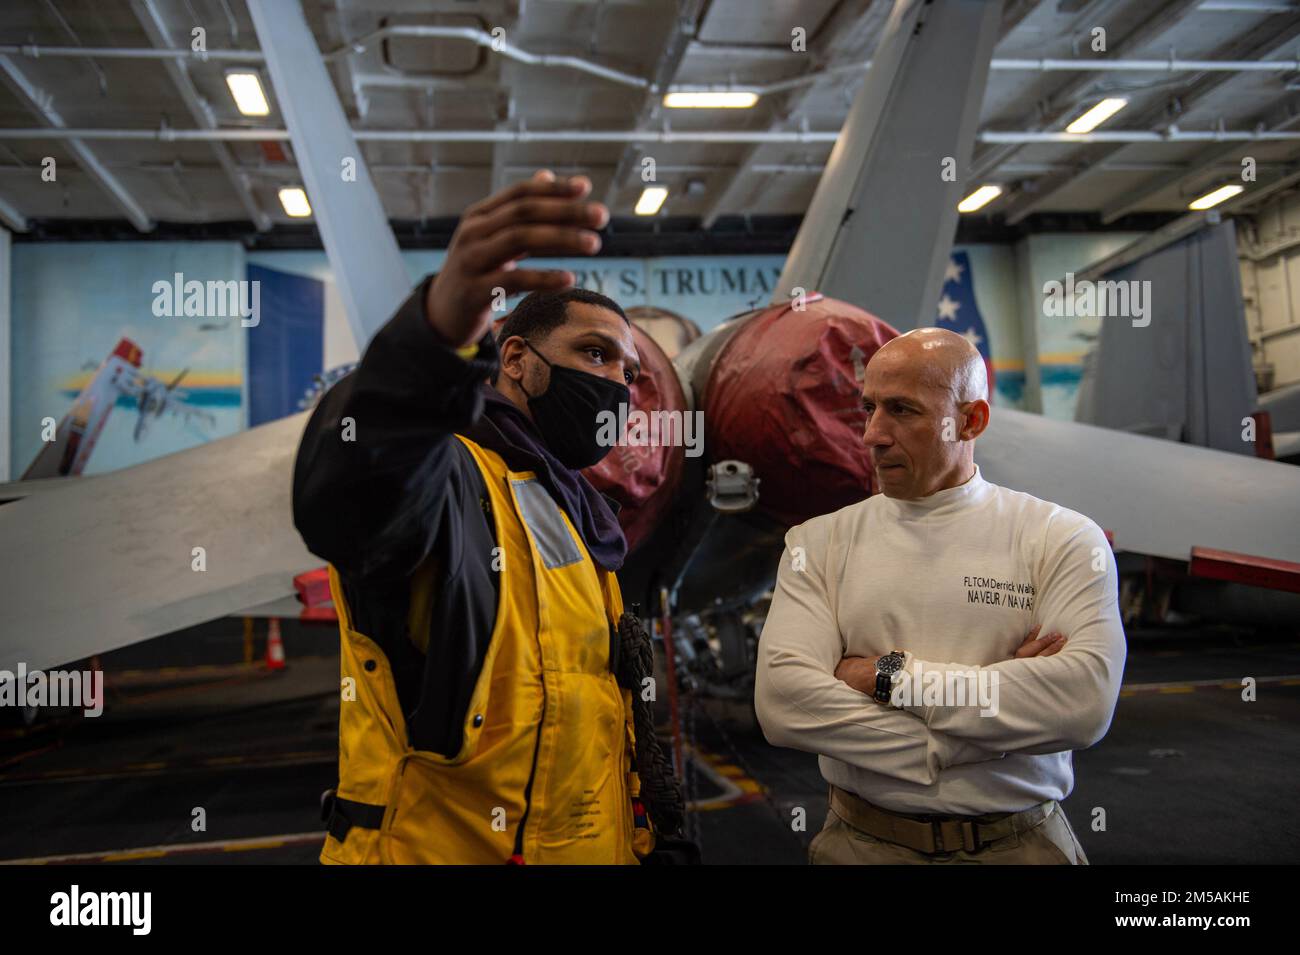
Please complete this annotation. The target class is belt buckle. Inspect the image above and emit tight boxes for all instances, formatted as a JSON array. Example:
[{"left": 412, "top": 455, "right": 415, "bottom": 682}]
[
  {"left": 929, "top": 820, "right": 945, "bottom": 853},
  {"left": 931, "top": 818, "right": 981, "bottom": 853},
  {"left": 961, "top": 820, "right": 980, "bottom": 853}
]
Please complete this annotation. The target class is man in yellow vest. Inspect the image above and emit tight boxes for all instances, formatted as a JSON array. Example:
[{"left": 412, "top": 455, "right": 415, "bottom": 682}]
[{"left": 293, "top": 170, "right": 684, "bottom": 864}]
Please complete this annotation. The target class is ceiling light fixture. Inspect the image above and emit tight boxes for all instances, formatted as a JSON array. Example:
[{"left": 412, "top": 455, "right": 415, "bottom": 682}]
[
  {"left": 635, "top": 186, "right": 668, "bottom": 215},
  {"left": 1065, "top": 97, "right": 1128, "bottom": 134},
  {"left": 957, "top": 185, "right": 1002, "bottom": 213},
  {"left": 663, "top": 91, "right": 759, "bottom": 109},
  {"left": 1188, "top": 184, "right": 1244, "bottom": 210},
  {"left": 278, "top": 187, "right": 312, "bottom": 217},
  {"left": 226, "top": 72, "right": 270, "bottom": 117}
]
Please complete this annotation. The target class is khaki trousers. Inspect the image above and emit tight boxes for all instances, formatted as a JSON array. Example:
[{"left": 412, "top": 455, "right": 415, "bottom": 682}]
[{"left": 809, "top": 796, "right": 1090, "bottom": 865}]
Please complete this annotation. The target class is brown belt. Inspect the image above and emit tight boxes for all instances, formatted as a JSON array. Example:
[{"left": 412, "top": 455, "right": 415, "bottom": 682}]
[{"left": 829, "top": 785, "right": 1055, "bottom": 855}]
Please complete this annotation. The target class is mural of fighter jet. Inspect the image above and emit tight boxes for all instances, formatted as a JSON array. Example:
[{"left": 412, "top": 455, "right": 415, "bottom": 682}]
[
  {"left": 129, "top": 367, "right": 216, "bottom": 444},
  {"left": 20, "top": 339, "right": 216, "bottom": 481}
]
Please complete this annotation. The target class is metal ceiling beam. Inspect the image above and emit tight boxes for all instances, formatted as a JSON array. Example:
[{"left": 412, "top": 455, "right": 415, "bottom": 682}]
[
  {"left": 7, "top": 40, "right": 1300, "bottom": 91},
  {"left": 970, "top": 0, "right": 1203, "bottom": 183},
  {"left": 130, "top": 0, "right": 271, "bottom": 231},
  {"left": 490, "top": 118, "right": 514, "bottom": 196},
  {"left": 246, "top": 0, "right": 408, "bottom": 349},
  {"left": 999, "top": 10, "right": 1300, "bottom": 223},
  {"left": 1100, "top": 96, "right": 1300, "bottom": 222},
  {"left": 0, "top": 194, "right": 27, "bottom": 232},
  {"left": 0, "top": 44, "right": 263, "bottom": 62},
  {"left": 26, "top": 157, "right": 1284, "bottom": 178},
  {"left": 1222, "top": 161, "right": 1300, "bottom": 210},
  {"left": 699, "top": 0, "right": 1035, "bottom": 230},
  {"left": 0, "top": 28, "right": 649, "bottom": 88},
  {"left": 1070, "top": 165, "right": 1300, "bottom": 285},
  {"left": 323, "top": 0, "right": 363, "bottom": 122},
  {"left": 0, "top": 56, "right": 152, "bottom": 231},
  {"left": 490, "top": 9, "right": 524, "bottom": 197},
  {"left": 0, "top": 160, "right": 756, "bottom": 180},
  {"left": 699, "top": 0, "right": 879, "bottom": 230},
  {"left": 601, "top": 0, "right": 704, "bottom": 211},
  {"left": 19, "top": 125, "right": 1300, "bottom": 145},
  {"left": 1200, "top": 0, "right": 1300, "bottom": 10},
  {"left": 13, "top": 41, "right": 1300, "bottom": 77},
  {"left": 775, "top": 0, "right": 1002, "bottom": 329},
  {"left": 1000, "top": 0, "right": 1048, "bottom": 34},
  {"left": 1072, "top": 210, "right": 1223, "bottom": 285}
]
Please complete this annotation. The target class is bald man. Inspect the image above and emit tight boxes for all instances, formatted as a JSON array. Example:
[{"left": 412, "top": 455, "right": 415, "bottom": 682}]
[{"left": 755, "top": 328, "right": 1126, "bottom": 865}]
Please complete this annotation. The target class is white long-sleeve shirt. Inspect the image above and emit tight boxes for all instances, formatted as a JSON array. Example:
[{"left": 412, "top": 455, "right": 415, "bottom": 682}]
[{"left": 755, "top": 465, "right": 1126, "bottom": 815}]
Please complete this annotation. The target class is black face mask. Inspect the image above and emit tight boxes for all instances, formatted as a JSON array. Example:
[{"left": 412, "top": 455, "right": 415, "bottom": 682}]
[{"left": 519, "top": 339, "right": 630, "bottom": 470}]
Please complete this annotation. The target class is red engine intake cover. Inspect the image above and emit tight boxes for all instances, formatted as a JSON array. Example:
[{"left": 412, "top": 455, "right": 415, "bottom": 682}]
[
  {"left": 704, "top": 295, "right": 900, "bottom": 527},
  {"left": 583, "top": 322, "right": 688, "bottom": 551}
]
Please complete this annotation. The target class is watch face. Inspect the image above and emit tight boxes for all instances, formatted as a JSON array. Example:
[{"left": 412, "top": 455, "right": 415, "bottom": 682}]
[{"left": 877, "top": 653, "right": 904, "bottom": 676}]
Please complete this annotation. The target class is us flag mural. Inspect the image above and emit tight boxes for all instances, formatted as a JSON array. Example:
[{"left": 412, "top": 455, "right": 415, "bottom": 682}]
[{"left": 934, "top": 250, "right": 995, "bottom": 397}]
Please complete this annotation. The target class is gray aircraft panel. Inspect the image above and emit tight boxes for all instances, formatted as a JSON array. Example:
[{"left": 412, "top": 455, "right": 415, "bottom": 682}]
[
  {"left": 247, "top": 0, "right": 409, "bottom": 348},
  {"left": 1259, "top": 381, "right": 1300, "bottom": 433},
  {"left": 0, "top": 412, "right": 316, "bottom": 673},
  {"left": 3, "top": 399, "right": 1298, "bottom": 675},
  {"left": 978, "top": 408, "right": 1300, "bottom": 565},
  {"left": 238, "top": 594, "right": 326, "bottom": 619},
  {"left": 775, "top": 0, "right": 1000, "bottom": 331},
  {"left": 1074, "top": 221, "right": 1257, "bottom": 455},
  {"left": 1275, "top": 431, "right": 1300, "bottom": 459},
  {"left": 0, "top": 474, "right": 85, "bottom": 503}
]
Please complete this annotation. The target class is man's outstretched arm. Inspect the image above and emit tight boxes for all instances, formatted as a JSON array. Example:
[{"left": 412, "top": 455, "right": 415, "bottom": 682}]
[
  {"left": 291, "top": 279, "right": 498, "bottom": 581},
  {"left": 292, "top": 170, "right": 610, "bottom": 581}
]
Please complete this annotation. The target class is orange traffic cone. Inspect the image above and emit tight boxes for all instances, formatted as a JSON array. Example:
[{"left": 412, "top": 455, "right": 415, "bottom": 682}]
[{"left": 265, "top": 618, "right": 287, "bottom": 671}]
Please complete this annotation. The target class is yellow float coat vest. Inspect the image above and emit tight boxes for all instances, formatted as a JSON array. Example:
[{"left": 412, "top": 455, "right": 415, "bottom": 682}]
[{"left": 320, "top": 434, "right": 645, "bottom": 864}]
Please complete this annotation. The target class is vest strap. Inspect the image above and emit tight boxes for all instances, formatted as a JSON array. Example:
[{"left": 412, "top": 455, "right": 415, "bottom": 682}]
[{"left": 321, "top": 789, "right": 386, "bottom": 844}]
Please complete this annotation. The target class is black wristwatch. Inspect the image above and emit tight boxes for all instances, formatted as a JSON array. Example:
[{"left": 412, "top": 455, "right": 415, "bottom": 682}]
[{"left": 873, "top": 650, "right": 906, "bottom": 704}]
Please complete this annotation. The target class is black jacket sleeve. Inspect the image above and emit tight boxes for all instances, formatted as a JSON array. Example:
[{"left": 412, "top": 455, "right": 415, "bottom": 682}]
[{"left": 291, "top": 275, "right": 500, "bottom": 581}]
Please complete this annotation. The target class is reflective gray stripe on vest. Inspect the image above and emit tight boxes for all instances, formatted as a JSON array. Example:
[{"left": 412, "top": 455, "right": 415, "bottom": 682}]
[{"left": 510, "top": 478, "right": 584, "bottom": 570}]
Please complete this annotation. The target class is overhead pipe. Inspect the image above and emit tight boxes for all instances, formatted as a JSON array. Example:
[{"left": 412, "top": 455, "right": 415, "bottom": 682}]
[
  {"left": 982, "top": 129, "right": 1300, "bottom": 143},
  {"left": 4, "top": 157, "right": 1280, "bottom": 180},
  {"left": 319, "top": 25, "right": 650, "bottom": 89},
  {"left": 6, "top": 126, "right": 1300, "bottom": 145},
  {"left": 4, "top": 37, "right": 1300, "bottom": 97},
  {"left": 0, "top": 126, "right": 839, "bottom": 143},
  {"left": 0, "top": 44, "right": 265, "bottom": 62},
  {"left": 1197, "top": 1, "right": 1299, "bottom": 11},
  {"left": 0, "top": 25, "right": 649, "bottom": 87},
  {"left": 676, "top": 57, "right": 1300, "bottom": 98}
]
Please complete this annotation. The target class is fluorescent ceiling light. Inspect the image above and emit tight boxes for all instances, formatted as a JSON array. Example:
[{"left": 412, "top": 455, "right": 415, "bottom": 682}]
[
  {"left": 957, "top": 185, "right": 1002, "bottom": 213},
  {"left": 226, "top": 72, "right": 270, "bottom": 116},
  {"left": 1065, "top": 97, "right": 1128, "bottom": 134},
  {"left": 662, "top": 91, "right": 758, "bottom": 109},
  {"left": 1188, "top": 184, "right": 1243, "bottom": 210},
  {"left": 278, "top": 187, "right": 312, "bottom": 218},
  {"left": 635, "top": 186, "right": 669, "bottom": 216}
]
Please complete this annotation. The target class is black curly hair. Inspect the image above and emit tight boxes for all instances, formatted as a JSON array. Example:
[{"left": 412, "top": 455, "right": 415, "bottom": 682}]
[{"left": 496, "top": 287, "right": 628, "bottom": 347}]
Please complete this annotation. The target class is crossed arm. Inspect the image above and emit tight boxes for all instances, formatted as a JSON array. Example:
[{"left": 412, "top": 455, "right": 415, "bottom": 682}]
[
  {"left": 754, "top": 520, "right": 1006, "bottom": 787},
  {"left": 754, "top": 516, "right": 1127, "bottom": 782},
  {"left": 890, "top": 518, "right": 1127, "bottom": 755}
]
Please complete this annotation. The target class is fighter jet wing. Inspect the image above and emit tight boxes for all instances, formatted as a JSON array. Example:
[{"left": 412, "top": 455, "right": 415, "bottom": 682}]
[
  {"left": 977, "top": 409, "right": 1300, "bottom": 566},
  {"left": 0, "top": 412, "right": 316, "bottom": 673},
  {"left": 172, "top": 402, "right": 217, "bottom": 430},
  {"left": 1259, "top": 381, "right": 1300, "bottom": 432},
  {"left": 138, "top": 384, "right": 217, "bottom": 431},
  {"left": 0, "top": 475, "right": 85, "bottom": 504}
]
